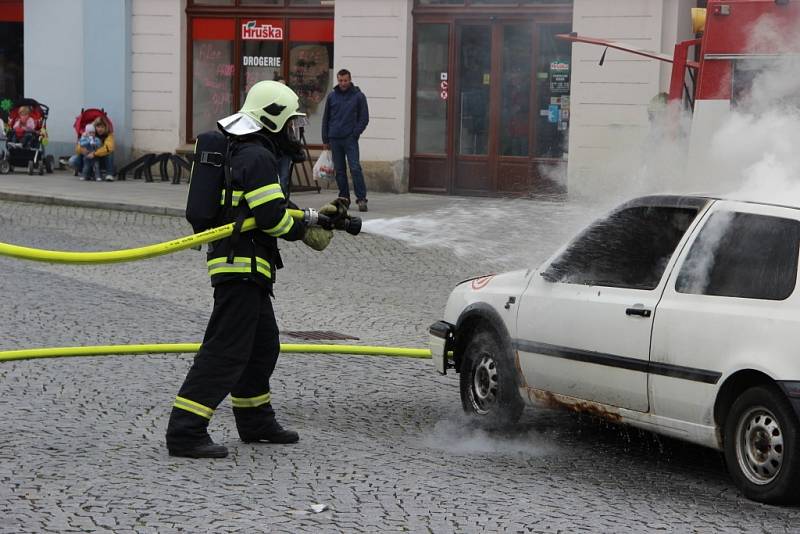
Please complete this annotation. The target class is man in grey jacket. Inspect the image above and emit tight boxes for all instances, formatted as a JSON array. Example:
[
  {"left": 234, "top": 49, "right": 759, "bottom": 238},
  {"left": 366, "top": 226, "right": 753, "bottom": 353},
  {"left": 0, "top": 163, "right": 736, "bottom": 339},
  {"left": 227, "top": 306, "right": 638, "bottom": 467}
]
[{"left": 321, "top": 69, "right": 370, "bottom": 212}]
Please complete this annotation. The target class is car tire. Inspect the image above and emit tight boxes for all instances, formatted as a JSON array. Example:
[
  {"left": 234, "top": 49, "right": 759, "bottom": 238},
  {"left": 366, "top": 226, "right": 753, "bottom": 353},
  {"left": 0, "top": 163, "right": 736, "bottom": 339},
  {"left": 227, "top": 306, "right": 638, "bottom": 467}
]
[
  {"left": 459, "top": 329, "right": 524, "bottom": 428},
  {"left": 723, "top": 384, "right": 800, "bottom": 504}
]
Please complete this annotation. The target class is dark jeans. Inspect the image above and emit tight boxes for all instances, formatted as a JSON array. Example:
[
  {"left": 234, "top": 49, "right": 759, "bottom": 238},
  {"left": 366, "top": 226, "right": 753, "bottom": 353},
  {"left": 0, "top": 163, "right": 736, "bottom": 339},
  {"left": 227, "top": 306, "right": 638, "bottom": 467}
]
[
  {"left": 329, "top": 135, "right": 367, "bottom": 202},
  {"left": 82, "top": 158, "right": 100, "bottom": 180},
  {"left": 70, "top": 153, "right": 115, "bottom": 177}
]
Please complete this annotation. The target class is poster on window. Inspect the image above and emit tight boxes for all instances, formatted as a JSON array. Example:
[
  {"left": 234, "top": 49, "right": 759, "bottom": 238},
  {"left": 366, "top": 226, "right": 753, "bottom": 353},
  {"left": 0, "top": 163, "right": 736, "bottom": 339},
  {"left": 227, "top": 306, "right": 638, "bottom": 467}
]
[
  {"left": 549, "top": 59, "right": 570, "bottom": 94},
  {"left": 289, "top": 44, "right": 331, "bottom": 114}
]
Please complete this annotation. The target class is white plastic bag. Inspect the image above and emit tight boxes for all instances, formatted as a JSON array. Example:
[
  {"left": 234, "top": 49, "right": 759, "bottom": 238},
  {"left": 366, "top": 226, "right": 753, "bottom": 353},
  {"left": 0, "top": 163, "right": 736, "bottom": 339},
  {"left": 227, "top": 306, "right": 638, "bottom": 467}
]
[{"left": 313, "top": 150, "right": 335, "bottom": 182}]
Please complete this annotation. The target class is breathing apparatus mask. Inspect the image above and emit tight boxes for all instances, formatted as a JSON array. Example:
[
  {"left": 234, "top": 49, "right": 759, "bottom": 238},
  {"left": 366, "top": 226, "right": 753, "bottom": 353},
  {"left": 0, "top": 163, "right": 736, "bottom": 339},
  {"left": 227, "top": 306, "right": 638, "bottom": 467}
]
[{"left": 277, "top": 116, "right": 307, "bottom": 163}]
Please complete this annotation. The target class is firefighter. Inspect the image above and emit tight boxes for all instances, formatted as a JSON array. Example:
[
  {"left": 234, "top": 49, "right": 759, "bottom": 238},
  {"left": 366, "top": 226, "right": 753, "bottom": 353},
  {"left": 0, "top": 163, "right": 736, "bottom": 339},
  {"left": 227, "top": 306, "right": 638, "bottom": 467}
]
[{"left": 166, "top": 81, "right": 334, "bottom": 458}]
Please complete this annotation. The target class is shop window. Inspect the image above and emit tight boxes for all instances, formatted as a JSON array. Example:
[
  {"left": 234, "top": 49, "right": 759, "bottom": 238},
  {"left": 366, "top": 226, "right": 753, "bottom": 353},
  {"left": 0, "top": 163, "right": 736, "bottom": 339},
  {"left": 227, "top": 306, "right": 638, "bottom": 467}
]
[
  {"left": 0, "top": 0, "right": 23, "bottom": 112},
  {"left": 417, "top": 0, "right": 571, "bottom": 4},
  {"left": 188, "top": 9, "right": 333, "bottom": 143},
  {"left": 471, "top": 0, "right": 571, "bottom": 3},
  {"left": 458, "top": 25, "right": 491, "bottom": 155},
  {"left": 238, "top": 0, "right": 325, "bottom": 4},
  {"left": 414, "top": 24, "right": 449, "bottom": 154},
  {"left": 501, "top": 25, "right": 531, "bottom": 157},
  {"left": 534, "top": 23, "right": 571, "bottom": 159},
  {"left": 240, "top": 18, "right": 285, "bottom": 103},
  {"left": 288, "top": 19, "right": 334, "bottom": 144},
  {"left": 192, "top": 18, "right": 235, "bottom": 138}
]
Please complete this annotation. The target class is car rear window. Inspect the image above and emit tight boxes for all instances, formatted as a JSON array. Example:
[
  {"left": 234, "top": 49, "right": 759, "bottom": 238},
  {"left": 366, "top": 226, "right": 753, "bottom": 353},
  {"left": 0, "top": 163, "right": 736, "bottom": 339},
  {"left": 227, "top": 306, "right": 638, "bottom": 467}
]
[
  {"left": 676, "top": 211, "right": 800, "bottom": 300},
  {"left": 543, "top": 206, "right": 699, "bottom": 290}
]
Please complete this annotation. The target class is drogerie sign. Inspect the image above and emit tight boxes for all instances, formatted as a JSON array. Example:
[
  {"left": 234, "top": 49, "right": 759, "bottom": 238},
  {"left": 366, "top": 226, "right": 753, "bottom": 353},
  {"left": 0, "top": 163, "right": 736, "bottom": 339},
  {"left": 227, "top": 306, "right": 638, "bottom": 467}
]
[{"left": 243, "top": 56, "right": 282, "bottom": 67}]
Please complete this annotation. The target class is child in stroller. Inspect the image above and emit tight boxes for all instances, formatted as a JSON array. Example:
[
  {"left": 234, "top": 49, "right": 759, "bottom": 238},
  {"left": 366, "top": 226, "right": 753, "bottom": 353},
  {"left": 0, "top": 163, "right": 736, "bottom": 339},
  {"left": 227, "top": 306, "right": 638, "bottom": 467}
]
[
  {"left": 10, "top": 105, "right": 36, "bottom": 147},
  {"left": 0, "top": 98, "right": 52, "bottom": 175}
]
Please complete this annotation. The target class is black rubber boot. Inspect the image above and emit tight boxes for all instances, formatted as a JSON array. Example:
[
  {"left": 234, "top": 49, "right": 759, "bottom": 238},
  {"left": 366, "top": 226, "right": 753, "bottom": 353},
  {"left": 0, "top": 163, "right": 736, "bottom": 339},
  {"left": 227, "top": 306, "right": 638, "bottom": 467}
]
[
  {"left": 240, "top": 419, "right": 299, "bottom": 444},
  {"left": 168, "top": 436, "right": 229, "bottom": 458},
  {"left": 166, "top": 407, "right": 227, "bottom": 458}
]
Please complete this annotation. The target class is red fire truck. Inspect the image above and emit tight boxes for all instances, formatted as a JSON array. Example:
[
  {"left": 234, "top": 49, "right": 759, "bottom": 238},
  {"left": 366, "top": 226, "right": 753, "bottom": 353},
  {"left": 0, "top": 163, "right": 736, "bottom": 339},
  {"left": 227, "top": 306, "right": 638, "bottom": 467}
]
[{"left": 560, "top": 0, "right": 800, "bottom": 170}]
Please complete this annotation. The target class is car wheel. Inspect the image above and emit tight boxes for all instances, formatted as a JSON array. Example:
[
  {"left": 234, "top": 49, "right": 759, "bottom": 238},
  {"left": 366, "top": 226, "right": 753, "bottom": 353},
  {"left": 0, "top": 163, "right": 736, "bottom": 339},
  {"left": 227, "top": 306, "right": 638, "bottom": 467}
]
[
  {"left": 723, "top": 385, "right": 800, "bottom": 503},
  {"left": 0, "top": 159, "right": 9, "bottom": 174},
  {"left": 459, "top": 329, "right": 523, "bottom": 428},
  {"left": 27, "top": 161, "right": 34, "bottom": 175}
]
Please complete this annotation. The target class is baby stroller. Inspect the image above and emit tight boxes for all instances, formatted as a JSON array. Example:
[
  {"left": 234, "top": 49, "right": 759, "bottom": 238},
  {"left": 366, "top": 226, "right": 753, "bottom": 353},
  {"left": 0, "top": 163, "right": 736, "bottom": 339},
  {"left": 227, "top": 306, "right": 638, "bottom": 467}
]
[
  {"left": 0, "top": 98, "right": 53, "bottom": 175},
  {"left": 71, "top": 108, "right": 114, "bottom": 177}
]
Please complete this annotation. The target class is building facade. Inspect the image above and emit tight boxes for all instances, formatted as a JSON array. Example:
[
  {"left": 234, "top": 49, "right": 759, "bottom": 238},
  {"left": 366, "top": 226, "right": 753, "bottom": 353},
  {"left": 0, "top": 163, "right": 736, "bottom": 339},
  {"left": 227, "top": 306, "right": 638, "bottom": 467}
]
[{"left": 20, "top": 0, "right": 697, "bottom": 196}]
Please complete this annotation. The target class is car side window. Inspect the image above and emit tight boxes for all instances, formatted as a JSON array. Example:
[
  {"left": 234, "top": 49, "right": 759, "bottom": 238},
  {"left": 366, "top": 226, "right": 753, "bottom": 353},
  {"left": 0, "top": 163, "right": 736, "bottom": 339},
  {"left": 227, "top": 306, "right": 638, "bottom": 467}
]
[
  {"left": 543, "top": 206, "right": 699, "bottom": 289},
  {"left": 676, "top": 211, "right": 800, "bottom": 300}
]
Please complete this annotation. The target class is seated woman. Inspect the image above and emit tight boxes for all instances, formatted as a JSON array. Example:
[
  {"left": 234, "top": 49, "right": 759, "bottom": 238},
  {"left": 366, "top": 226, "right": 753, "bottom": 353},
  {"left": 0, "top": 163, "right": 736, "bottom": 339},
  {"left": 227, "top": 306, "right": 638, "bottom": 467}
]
[
  {"left": 91, "top": 116, "right": 115, "bottom": 180},
  {"left": 69, "top": 116, "right": 115, "bottom": 181}
]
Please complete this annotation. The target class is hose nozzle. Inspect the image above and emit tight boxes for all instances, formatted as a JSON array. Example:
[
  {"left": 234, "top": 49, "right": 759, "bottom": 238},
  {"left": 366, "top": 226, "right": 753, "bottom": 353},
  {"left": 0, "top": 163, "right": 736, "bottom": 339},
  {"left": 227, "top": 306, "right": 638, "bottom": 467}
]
[
  {"left": 296, "top": 201, "right": 362, "bottom": 236},
  {"left": 318, "top": 213, "right": 361, "bottom": 235}
]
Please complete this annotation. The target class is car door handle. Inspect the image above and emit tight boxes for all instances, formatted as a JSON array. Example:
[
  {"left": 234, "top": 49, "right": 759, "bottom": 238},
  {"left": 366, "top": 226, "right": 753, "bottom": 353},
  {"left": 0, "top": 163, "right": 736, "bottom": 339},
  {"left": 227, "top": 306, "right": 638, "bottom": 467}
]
[{"left": 625, "top": 307, "right": 652, "bottom": 318}]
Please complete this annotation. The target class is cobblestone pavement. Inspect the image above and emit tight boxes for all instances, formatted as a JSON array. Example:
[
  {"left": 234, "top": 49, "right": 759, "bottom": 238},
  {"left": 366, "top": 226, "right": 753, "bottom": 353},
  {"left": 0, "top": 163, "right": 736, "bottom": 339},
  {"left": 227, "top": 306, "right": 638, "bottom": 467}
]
[{"left": 2, "top": 200, "right": 800, "bottom": 533}]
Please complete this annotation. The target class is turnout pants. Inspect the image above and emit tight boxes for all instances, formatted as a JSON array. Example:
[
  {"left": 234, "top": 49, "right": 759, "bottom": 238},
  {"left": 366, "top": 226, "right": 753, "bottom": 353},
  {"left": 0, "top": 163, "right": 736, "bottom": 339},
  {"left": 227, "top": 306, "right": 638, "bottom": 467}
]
[{"left": 166, "top": 280, "right": 281, "bottom": 447}]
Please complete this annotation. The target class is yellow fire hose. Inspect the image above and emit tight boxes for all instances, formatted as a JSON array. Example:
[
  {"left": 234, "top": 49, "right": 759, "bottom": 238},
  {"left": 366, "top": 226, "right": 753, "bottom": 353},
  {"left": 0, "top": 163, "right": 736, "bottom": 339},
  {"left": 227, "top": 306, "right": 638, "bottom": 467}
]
[
  {"left": 0, "top": 210, "right": 435, "bottom": 363},
  {"left": 0, "top": 343, "right": 433, "bottom": 363},
  {"left": 0, "top": 210, "right": 309, "bottom": 264}
]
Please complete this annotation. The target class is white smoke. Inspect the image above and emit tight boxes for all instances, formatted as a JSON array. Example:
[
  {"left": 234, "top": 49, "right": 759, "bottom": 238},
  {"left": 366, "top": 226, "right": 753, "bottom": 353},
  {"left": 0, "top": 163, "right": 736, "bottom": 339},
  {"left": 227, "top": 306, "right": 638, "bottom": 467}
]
[{"left": 422, "top": 418, "right": 555, "bottom": 457}]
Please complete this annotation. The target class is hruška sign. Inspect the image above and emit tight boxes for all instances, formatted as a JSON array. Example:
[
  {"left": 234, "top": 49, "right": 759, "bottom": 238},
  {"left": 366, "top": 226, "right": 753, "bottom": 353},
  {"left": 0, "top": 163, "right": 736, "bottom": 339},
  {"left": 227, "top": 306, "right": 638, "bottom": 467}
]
[{"left": 242, "top": 20, "right": 283, "bottom": 40}]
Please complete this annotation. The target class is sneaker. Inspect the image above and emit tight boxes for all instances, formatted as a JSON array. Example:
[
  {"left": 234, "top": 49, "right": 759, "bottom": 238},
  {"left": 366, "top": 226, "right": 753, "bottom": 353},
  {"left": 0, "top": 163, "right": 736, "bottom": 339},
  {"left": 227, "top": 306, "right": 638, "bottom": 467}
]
[
  {"left": 357, "top": 199, "right": 368, "bottom": 212},
  {"left": 336, "top": 197, "right": 351, "bottom": 209},
  {"left": 95, "top": 176, "right": 103, "bottom": 182},
  {"left": 104, "top": 174, "right": 115, "bottom": 182},
  {"left": 79, "top": 176, "right": 86, "bottom": 181}
]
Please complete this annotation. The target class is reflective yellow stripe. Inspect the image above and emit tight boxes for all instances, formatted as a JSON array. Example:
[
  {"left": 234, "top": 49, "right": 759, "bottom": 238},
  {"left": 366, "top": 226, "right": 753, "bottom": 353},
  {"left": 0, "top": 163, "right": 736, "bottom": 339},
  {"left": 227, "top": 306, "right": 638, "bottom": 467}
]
[
  {"left": 220, "top": 189, "right": 244, "bottom": 207},
  {"left": 255, "top": 257, "right": 271, "bottom": 278},
  {"left": 207, "top": 256, "right": 252, "bottom": 276},
  {"left": 173, "top": 396, "right": 214, "bottom": 419},
  {"left": 245, "top": 184, "right": 284, "bottom": 209},
  {"left": 230, "top": 392, "right": 271, "bottom": 408},
  {"left": 262, "top": 210, "right": 294, "bottom": 237},
  {"left": 207, "top": 256, "right": 272, "bottom": 278}
]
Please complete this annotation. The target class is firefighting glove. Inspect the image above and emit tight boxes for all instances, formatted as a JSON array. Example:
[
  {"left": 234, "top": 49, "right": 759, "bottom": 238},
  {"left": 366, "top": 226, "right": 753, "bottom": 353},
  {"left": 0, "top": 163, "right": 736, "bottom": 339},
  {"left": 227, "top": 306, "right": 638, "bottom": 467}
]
[
  {"left": 319, "top": 202, "right": 339, "bottom": 217},
  {"left": 302, "top": 225, "right": 333, "bottom": 251}
]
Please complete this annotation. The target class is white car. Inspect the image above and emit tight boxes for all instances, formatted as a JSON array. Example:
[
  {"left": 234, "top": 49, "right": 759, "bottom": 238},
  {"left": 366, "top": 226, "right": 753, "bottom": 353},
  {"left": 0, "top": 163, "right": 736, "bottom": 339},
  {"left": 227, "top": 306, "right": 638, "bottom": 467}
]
[{"left": 430, "top": 195, "right": 800, "bottom": 504}]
